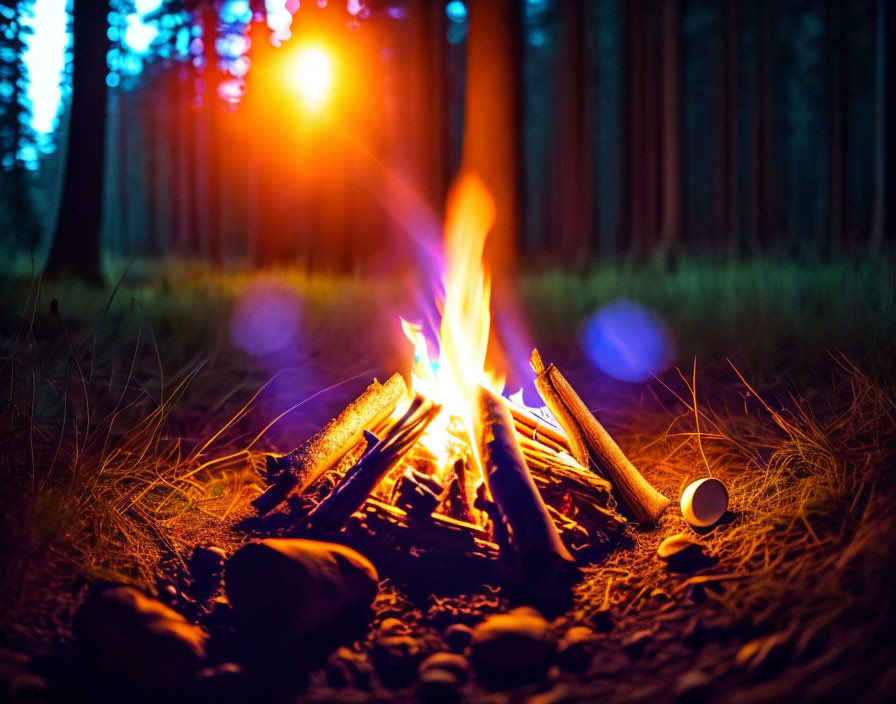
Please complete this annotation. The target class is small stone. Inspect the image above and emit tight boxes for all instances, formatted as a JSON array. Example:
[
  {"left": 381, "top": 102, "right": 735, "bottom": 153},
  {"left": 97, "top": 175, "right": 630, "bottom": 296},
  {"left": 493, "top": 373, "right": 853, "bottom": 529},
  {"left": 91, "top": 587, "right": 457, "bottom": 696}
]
[
  {"left": 418, "top": 667, "right": 461, "bottom": 703},
  {"left": 0, "top": 648, "right": 47, "bottom": 703},
  {"left": 657, "top": 534, "right": 714, "bottom": 569},
  {"left": 657, "top": 534, "right": 704, "bottom": 559},
  {"left": 378, "top": 617, "right": 410, "bottom": 637},
  {"left": 158, "top": 583, "right": 179, "bottom": 603},
  {"left": 0, "top": 648, "right": 30, "bottom": 668},
  {"left": 443, "top": 623, "right": 474, "bottom": 653},
  {"left": 189, "top": 546, "right": 227, "bottom": 599},
  {"left": 189, "top": 663, "right": 254, "bottom": 703},
  {"left": 224, "top": 539, "right": 378, "bottom": 648},
  {"left": 468, "top": 607, "right": 555, "bottom": 684},
  {"left": 556, "top": 626, "right": 598, "bottom": 672},
  {"left": 189, "top": 545, "right": 226, "bottom": 576},
  {"left": 326, "top": 647, "right": 371, "bottom": 689},
  {"left": 419, "top": 652, "right": 470, "bottom": 683},
  {"left": 673, "top": 669, "right": 712, "bottom": 702},
  {"left": 372, "top": 633, "right": 422, "bottom": 688},
  {"left": 621, "top": 628, "right": 654, "bottom": 658},
  {"left": 735, "top": 631, "right": 791, "bottom": 677},
  {"left": 73, "top": 586, "right": 207, "bottom": 691}
]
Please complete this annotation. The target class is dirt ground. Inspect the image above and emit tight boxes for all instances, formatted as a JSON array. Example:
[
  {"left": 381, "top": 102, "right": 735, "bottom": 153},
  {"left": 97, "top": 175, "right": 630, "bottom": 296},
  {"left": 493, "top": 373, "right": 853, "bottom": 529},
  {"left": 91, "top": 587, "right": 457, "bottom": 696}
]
[{"left": 1, "top": 267, "right": 894, "bottom": 702}]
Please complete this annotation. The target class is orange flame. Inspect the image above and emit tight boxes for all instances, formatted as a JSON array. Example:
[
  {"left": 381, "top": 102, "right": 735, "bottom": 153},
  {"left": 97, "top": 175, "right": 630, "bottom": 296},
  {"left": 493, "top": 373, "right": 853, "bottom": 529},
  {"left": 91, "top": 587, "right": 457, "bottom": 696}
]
[{"left": 399, "top": 174, "right": 504, "bottom": 480}]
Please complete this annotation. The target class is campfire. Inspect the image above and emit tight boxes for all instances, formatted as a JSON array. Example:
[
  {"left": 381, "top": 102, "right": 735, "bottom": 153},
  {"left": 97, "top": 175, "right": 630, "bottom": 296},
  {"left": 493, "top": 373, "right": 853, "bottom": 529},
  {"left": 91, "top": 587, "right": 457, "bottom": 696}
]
[{"left": 253, "top": 175, "right": 670, "bottom": 594}]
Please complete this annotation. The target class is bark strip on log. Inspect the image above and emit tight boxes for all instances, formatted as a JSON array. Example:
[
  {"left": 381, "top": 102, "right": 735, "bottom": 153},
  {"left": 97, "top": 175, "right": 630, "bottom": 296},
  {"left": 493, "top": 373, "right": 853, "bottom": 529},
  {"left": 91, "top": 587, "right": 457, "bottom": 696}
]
[
  {"left": 476, "top": 387, "right": 580, "bottom": 589},
  {"left": 265, "top": 373, "right": 407, "bottom": 491},
  {"left": 303, "top": 396, "right": 441, "bottom": 533},
  {"left": 530, "top": 350, "right": 669, "bottom": 525},
  {"left": 502, "top": 398, "right": 571, "bottom": 452}
]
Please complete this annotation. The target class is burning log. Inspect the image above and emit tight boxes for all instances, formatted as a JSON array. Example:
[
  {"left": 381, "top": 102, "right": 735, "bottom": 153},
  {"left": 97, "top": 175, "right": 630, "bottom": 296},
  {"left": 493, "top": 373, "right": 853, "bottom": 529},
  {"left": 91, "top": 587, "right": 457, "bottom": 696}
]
[
  {"left": 530, "top": 350, "right": 670, "bottom": 525},
  {"left": 344, "top": 497, "right": 501, "bottom": 585},
  {"left": 259, "top": 374, "right": 406, "bottom": 513},
  {"left": 393, "top": 468, "right": 443, "bottom": 518},
  {"left": 519, "top": 437, "right": 627, "bottom": 544},
  {"left": 358, "top": 497, "right": 498, "bottom": 559},
  {"left": 444, "top": 458, "right": 477, "bottom": 524},
  {"left": 251, "top": 470, "right": 300, "bottom": 516},
  {"left": 303, "top": 396, "right": 442, "bottom": 533},
  {"left": 546, "top": 505, "right": 593, "bottom": 555},
  {"left": 504, "top": 400, "right": 571, "bottom": 454},
  {"left": 476, "top": 387, "right": 580, "bottom": 590},
  {"left": 518, "top": 435, "right": 611, "bottom": 498}
]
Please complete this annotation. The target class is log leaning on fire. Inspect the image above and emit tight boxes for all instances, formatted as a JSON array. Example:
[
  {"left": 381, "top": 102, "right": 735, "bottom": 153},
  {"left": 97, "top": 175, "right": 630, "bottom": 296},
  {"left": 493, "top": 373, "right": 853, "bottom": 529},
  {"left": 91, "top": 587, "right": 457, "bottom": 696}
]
[
  {"left": 303, "top": 395, "right": 442, "bottom": 533},
  {"left": 530, "top": 349, "right": 670, "bottom": 525},
  {"left": 476, "top": 387, "right": 580, "bottom": 588},
  {"left": 256, "top": 373, "right": 407, "bottom": 514}
]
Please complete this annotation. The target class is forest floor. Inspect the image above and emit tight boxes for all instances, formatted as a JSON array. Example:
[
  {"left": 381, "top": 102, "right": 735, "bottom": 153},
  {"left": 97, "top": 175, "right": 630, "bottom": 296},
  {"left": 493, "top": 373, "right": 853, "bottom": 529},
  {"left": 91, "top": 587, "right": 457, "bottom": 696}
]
[{"left": 1, "top": 257, "right": 895, "bottom": 703}]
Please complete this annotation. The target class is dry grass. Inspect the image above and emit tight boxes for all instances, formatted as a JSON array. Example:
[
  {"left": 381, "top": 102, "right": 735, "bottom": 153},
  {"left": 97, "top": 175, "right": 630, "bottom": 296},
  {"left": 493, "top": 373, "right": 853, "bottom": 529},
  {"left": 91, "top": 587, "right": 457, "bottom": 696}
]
[
  {"left": 565, "top": 351, "right": 896, "bottom": 700},
  {"left": 0, "top": 264, "right": 894, "bottom": 700},
  {"left": 0, "top": 270, "right": 408, "bottom": 649}
]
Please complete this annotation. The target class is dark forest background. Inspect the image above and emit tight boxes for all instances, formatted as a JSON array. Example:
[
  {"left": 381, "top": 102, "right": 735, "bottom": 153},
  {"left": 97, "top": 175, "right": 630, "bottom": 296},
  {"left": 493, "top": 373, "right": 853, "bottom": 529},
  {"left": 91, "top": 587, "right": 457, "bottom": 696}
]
[{"left": 1, "top": 0, "right": 895, "bottom": 275}]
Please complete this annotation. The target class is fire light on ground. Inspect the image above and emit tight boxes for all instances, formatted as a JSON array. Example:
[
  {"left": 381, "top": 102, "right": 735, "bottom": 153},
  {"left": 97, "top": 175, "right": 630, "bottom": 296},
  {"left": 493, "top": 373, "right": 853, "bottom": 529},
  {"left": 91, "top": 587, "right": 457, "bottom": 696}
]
[{"left": 247, "top": 171, "right": 673, "bottom": 600}]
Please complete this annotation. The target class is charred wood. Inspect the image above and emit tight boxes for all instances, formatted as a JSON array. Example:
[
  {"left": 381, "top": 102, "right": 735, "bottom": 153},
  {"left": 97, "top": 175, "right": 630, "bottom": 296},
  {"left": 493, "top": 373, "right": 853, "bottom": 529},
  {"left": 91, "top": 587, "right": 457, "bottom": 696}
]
[
  {"left": 444, "top": 458, "right": 477, "bottom": 524},
  {"left": 342, "top": 498, "right": 501, "bottom": 587},
  {"left": 393, "top": 468, "right": 443, "bottom": 518},
  {"left": 251, "top": 470, "right": 299, "bottom": 516},
  {"left": 476, "top": 387, "right": 580, "bottom": 591},
  {"left": 262, "top": 374, "right": 406, "bottom": 505},
  {"left": 303, "top": 396, "right": 441, "bottom": 533},
  {"left": 519, "top": 437, "right": 627, "bottom": 544}
]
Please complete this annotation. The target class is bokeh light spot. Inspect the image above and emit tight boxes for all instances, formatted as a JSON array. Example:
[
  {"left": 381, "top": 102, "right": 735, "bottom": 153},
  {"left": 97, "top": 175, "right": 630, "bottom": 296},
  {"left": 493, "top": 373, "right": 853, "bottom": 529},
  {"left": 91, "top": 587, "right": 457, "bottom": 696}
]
[
  {"left": 581, "top": 300, "right": 676, "bottom": 383},
  {"left": 134, "top": 0, "right": 163, "bottom": 15},
  {"left": 446, "top": 1, "right": 467, "bottom": 23},
  {"left": 21, "top": 0, "right": 67, "bottom": 138},
  {"left": 123, "top": 14, "right": 159, "bottom": 54},
  {"left": 230, "top": 281, "right": 303, "bottom": 356}
]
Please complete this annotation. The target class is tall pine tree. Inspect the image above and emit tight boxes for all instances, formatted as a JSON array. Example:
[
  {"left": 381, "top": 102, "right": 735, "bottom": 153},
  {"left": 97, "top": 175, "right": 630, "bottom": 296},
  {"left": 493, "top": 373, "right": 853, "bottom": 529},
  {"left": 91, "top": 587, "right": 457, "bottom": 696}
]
[{"left": 0, "top": 0, "right": 41, "bottom": 251}]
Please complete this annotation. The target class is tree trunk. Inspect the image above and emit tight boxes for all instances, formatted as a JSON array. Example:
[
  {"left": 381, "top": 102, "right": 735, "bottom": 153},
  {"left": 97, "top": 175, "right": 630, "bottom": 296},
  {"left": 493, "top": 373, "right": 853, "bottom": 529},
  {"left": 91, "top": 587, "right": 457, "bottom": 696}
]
[
  {"left": 462, "top": 0, "right": 531, "bottom": 395},
  {"left": 461, "top": 0, "right": 521, "bottom": 275},
  {"left": 405, "top": 0, "right": 448, "bottom": 219},
  {"left": 45, "top": 0, "right": 109, "bottom": 281},
  {"left": 872, "top": 0, "right": 896, "bottom": 245},
  {"left": 555, "top": 0, "right": 589, "bottom": 261},
  {"left": 200, "top": 5, "right": 221, "bottom": 263},
  {"left": 641, "top": 3, "right": 660, "bottom": 259},
  {"left": 722, "top": 0, "right": 739, "bottom": 252},
  {"left": 659, "top": 0, "right": 681, "bottom": 254},
  {"left": 143, "top": 75, "right": 161, "bottom": 256},
  {"left": 750, "top": 0, "right": 774, "bottom": 249},
  {"left": 625, "top": 0, "right": 648, "bottom": 259},
  {"left": 827, "top": 0, "right": 846, "bottom": 254}
]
